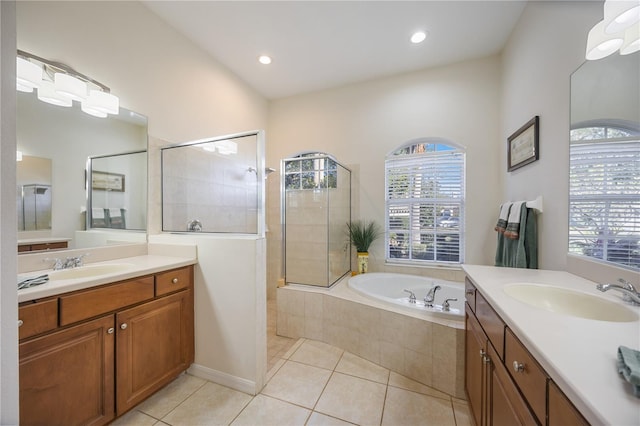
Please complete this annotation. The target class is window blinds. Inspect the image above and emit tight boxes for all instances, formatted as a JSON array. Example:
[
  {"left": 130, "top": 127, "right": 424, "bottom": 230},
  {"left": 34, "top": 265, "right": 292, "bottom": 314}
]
[{"left": 385, "top": 149, "right": 465, "bottom": 264}]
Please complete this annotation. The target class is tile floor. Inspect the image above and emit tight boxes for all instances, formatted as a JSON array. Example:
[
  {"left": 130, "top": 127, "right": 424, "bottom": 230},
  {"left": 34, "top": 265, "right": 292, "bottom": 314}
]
[{"left": 113, "top": 299, "right": 472, "bottom": 426}]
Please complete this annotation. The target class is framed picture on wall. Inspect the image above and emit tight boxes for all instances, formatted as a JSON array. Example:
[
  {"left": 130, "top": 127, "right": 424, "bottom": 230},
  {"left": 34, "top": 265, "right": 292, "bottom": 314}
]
[
  {"left": 92, "top": 171, "right": 125, "bottom": 192},
  {"left": 507, "top": 116, "right": 539, "bottom": 172}
]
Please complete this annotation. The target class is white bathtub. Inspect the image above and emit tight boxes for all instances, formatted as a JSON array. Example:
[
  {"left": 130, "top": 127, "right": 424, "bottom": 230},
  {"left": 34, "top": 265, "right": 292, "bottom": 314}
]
[{"left": 348, "top": 272, "right": 465, "bottom": 316}]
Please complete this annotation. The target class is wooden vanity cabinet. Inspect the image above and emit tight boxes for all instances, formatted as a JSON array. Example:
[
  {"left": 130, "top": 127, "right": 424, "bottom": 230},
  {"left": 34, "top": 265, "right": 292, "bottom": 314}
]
[
  {"left": 465, "top": 302, "right": 536, "bottom": 426},
  {"left": 116, "top": 288, "right": 194, "bottom": 414},
  {"left": 19, "top": 315, "right": 115, "bottom": 426},
  {"left": 465, "top": 276, "right": 590, "bottom": 426},
  {"left": 18, "top": 265, "right": 195, "bottom": 425}
]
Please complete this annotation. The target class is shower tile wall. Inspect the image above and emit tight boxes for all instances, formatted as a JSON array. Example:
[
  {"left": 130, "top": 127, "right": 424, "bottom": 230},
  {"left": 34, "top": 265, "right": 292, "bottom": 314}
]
[{"left": 162, "top": 137, "right": 258, "bottom": 233}]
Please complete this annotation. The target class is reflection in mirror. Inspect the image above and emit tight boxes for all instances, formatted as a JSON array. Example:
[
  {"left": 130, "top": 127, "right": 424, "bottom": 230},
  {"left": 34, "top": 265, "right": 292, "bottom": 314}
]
[
  {"left": 569, "top": 52, "right": 640, "bottom": 270},
  {"left": 17, "top": 90, "right": 148, "bottom": 250},
  {"left": 88, "top": 151, "right": 147, "bottom": 231},
  {"left": 17, "top": 155, "right": 52, "bottom": 231}
]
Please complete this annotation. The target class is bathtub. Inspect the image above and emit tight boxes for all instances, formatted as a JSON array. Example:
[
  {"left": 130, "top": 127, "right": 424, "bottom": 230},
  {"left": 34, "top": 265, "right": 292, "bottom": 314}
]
[
  {"left": 277, "top": 272, "right": 466, "bottom": 398},
  {"left": 348, "top": 272, "right": 464, "bottom": 317}
]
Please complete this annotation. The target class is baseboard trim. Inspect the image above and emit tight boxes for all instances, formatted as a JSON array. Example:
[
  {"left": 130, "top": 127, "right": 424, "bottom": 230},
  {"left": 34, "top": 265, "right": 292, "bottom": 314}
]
[{"left": 187, "top": 363, "right": 257, "bottom": 395}]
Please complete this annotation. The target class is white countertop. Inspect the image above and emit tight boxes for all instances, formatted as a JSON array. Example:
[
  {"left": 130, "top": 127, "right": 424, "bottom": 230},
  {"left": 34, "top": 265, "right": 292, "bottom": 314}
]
[
  {"left": 462, "top": 265, "right": 640, "bottom": 426},
  {"left": 18, "top": 254, "right": 197, "bottom": 303}
]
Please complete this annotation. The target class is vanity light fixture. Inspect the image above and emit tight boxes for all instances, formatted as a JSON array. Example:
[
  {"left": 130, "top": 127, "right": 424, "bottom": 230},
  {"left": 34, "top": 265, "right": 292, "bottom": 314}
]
[
  {"left": 258, "top": 55, "right": 272, "bottom": 65},
  {"left": 603, "top": 0, "right": 640, "bottom": 34},
  {"left": 586, "top": 1, "right": 640, "bottom": 60},
  {"left": 16, "top": 151, "right": 22, "bottom": 162},
  {"left": 16, "top": 50, "right": 119, "bottom": 118},
  {"left": 586, "top": 20, "right": 624, "bottom": 60},
  {"left": 620, "top": 23, "right": 640, "bottom": 54},
  {"left": 410, "top": 31, "right": 427, "bottom": 44}
]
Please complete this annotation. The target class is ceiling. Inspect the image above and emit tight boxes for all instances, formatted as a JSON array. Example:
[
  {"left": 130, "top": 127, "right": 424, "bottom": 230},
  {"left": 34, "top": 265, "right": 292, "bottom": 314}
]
[{"left": 143, "top": 1, "right": 528, "bottom": 100}]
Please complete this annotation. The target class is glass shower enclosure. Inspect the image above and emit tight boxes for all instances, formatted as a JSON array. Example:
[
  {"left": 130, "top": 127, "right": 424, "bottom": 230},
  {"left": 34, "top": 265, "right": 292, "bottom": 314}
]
[{"left": 282, "top": 153, "right": 351, "bottom": 288}]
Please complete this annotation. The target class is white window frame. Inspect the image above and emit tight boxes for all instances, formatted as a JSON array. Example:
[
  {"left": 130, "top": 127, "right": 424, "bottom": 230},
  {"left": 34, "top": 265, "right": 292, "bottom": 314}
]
[{"left": 385, "top": 139, "right": 465, "bottom": 266}]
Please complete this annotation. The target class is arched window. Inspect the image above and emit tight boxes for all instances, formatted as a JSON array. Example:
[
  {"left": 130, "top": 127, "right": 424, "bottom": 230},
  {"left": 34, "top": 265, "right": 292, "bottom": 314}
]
[
  {"left": 569, "top": 121, "right": 640, "bottom": 269},
  {"left": 385, "top": 139, "right": 465, "bottom": 264}
]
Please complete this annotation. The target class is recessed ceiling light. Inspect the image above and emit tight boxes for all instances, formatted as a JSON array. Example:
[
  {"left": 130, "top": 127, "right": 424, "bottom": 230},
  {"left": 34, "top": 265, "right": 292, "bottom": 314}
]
[
  {"left": 258, "top": 55, "right": 272, "bottom": 65},
  {"left": 410, "top": 31, "right": 427, "bottom": 44}
]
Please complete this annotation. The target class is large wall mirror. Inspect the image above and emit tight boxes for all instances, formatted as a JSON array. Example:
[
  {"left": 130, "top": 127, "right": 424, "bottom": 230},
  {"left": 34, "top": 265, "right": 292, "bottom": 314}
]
[
  {"left": 17, "top": 90, "right": 148, "bottom": 250},
  {"left": 569, "top": 52, "right": 639, "bottom": 270}
]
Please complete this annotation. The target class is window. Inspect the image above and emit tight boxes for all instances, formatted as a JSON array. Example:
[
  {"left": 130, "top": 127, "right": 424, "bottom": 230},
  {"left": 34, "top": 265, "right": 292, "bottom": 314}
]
[
  {"left": 385, "top": 140, "right": 465, "bottom": 264},
  {"left": 569, "top": 124, "right": 640, "bottom": 270},
  {"left": 284, "top": 153, "right": 337, "bottom": 190}
]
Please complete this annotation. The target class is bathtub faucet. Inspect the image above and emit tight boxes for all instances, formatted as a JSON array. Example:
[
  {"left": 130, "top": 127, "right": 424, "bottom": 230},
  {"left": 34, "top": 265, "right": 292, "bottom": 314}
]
[
  {"left": 404, "top": 289, "right": 416, "bottom": 303},
  {"left": 424, "top": 285, "right": 441, "bottom": 307}
]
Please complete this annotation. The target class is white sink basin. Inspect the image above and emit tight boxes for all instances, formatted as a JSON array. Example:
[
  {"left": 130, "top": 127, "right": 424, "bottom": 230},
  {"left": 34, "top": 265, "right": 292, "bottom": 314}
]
[
  {"left": 49, "top": 263, "right": 134, "bottom": 280},
  {"left": 503, "top": 283, "right": 638, "bottom": 322}
]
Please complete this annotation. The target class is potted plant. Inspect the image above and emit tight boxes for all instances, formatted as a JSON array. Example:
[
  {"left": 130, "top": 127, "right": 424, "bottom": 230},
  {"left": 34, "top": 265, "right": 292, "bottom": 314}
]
[{"left": 347, "top": 220, "right": 382, "bottom": 274}]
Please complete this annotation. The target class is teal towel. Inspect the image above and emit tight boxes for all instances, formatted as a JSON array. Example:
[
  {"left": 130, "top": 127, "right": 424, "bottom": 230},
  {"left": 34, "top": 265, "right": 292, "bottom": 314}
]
[
  {"left": 495, "top": 204, "right": 538, "bottom": 269},
  {"left": 618, "top": 346, "right": 640, "bottom": 397}
]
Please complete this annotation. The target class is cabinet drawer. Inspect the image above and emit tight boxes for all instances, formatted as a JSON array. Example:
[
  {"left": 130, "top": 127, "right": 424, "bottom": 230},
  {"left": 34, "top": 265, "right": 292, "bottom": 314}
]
[
  {"left": 464, "top": 278, "right": 477, "bottom": 313},
  {"left": 476, "top": 291, "right": 505, "bottom": 359},
  {"left": 18, "top": 298, "right": 58, "bottom": 340},
  {"left": 505, "top": 328, "right": 547, "bottom": 423},
  {"left": 59, "top": 276, "right": 155, "bottom": 326},
  {"left": 156, "top": 266, "right": 192, "bottom": 296},
  {"left": 30, "top": 242, "right": 68, "bottom": 251}
]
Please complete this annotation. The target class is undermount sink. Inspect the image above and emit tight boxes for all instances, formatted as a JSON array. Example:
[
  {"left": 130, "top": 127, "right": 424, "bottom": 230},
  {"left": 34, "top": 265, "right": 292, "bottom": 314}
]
[
  {"left": 503, "top": 283, "right": 638, "bottom": 323},
  {"left": 49, "top": 263, "right": 134, "bottom": 280}
]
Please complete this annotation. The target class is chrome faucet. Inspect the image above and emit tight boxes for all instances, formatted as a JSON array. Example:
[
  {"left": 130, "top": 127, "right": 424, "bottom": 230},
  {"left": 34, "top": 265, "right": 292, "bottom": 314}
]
[
  {"left": 187, "top": 219, "right": 202, "bottom": 232},
  {"left": 424, "top": 285, "right": 441, "bottom": 307},
  {"left": 45, "top": 254, "right": 88, "bottom": 270},
  {"left": 404, "top": 289, "right": 417, "bottom": 303},
  {"left": 596, "top": 278, "right": 640, "bottom": 306},
  {"left": 442, "top": 298, "right": 458, "bottom": 311}
]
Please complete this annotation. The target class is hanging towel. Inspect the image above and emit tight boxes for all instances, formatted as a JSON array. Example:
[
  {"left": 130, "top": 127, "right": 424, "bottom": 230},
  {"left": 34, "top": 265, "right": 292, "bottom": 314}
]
[
  {"left": 618, "top": 345, "right": 640, "bottom": 397},
  {"left": 495, "top": 203, "right": 538, "bottom": 269},
  {"left": 494, "top": 202, "right": 512, "bottom": 233},
  {"left": 504, "top": 201, "right": 525, "bottom": 239}
]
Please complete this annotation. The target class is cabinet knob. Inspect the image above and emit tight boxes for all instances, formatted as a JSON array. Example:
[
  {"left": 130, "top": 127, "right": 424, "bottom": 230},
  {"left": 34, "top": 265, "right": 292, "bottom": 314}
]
[
  {"left": 513, "top": 361, "right": 525, "bottom": 373},
  {"left": 465, "top": 289, "right": 475, "bottom": 296},
  {"left": 172, "top": 278, "right": 178, "bottom": 284},
  {"left": 107, "top": 327, "right": 115, "bottom": 334},
  {"left": 17, "top": 319, "right": 23, "bottom": 327},
  {"left": 479, "top": 349, "right": 486, "bottom": 359},
  {"left": 120, "top": 323, "right": 128, "bottom": 330}
]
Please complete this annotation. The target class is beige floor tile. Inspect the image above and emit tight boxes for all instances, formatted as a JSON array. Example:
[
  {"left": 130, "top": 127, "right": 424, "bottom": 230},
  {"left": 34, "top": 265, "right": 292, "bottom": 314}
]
[
  {"left": 266, "top": 357, "right": 286, "bottom": 382},
  {"left": 283, "top": 338, "right": 306, "bottom": 359},
  {"left": 306, "top": 411, "right": 356, "bottom": 426},
  {"left": 290, "top": 339, "right": 344, "bottom": 370},
  {"left": 136, "top": 373, "right": 207, "bottom": 419},
  {"left": 161, "top": 382, "right": 252, "bottom": 426},
  {"left": 315, "top": 372, "right": 386, "bottom": 425},
  {"left": 111, "top": 410, "right": 158, "bottom": 426},
  {"left": 382, "top": 386, "right": 456, "bottom": 426},
  {"left": 230, "top": 394, "right": 310, "bottom": 426},
  {"left": 388, "top": 371, "right": 451, "bottom": 401},
  {"left": 452, "top": 399, "right": 474, "bottom": 426},
  {"left": 335, "top": 351, "right": 390, "bottom": 384},
  {"left": 262, "top": 360, "right": 332, "bottom": 409}
]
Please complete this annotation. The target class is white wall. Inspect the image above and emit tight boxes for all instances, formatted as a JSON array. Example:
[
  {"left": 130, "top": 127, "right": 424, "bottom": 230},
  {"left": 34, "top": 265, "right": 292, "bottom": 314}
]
[
  {"left": 267, "top": 56, "right": 503, "bottom": 293},
  {"left": 0, "top": 1, "right": 18, "bottom": 422},
  {"left": 501, "top": 1, "right": 602, "bottom": 270}
]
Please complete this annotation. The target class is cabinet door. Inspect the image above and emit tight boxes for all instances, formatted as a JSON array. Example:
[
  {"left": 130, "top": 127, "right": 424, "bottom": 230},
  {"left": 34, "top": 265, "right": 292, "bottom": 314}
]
[
  {"left": 548, "top": 380, "right": 589, "bottom": 426},
  {"left": 116, "top": 289, "right": 194, "bottom": 415},
  {"left": 19, "top": 315, "right": 115, "bottom": 426},
  {"left": 466, "top": 309, "right": 488, "bottom": 426},
  {"left": 486, "top": 344, "right": 537, "bottom": 426}
]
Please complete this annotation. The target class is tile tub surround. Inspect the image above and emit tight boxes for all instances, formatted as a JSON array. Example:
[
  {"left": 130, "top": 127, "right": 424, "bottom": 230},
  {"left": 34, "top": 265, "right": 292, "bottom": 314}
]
[{"left": 276, "top": 277, "right": 465, "bottom": 398}]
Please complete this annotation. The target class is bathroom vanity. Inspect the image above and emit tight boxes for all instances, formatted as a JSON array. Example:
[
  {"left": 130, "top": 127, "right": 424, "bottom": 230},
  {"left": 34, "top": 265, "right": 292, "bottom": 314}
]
[
  {"left": 463, "top": 265, "right": 640, "bottom": 426},
  {"left": 17, "top": 255, "right": 195, "bottom": 425}
]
